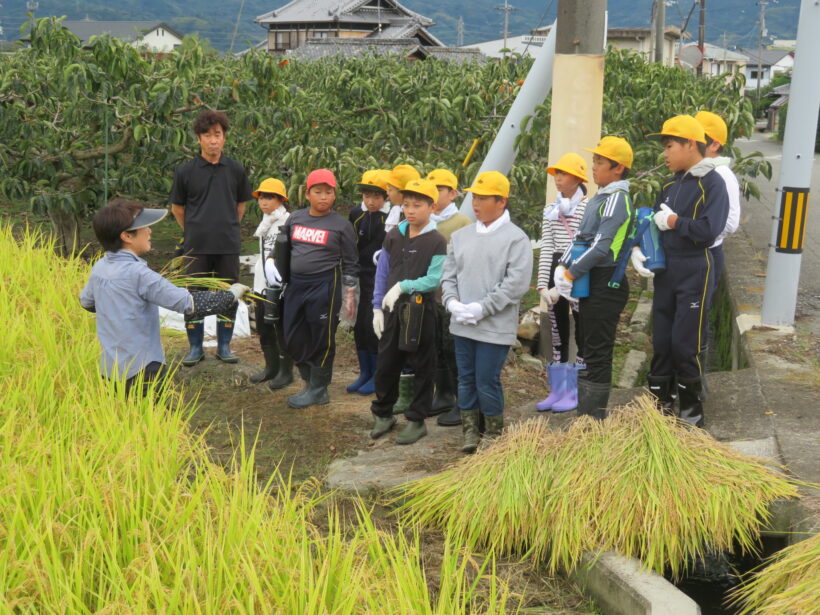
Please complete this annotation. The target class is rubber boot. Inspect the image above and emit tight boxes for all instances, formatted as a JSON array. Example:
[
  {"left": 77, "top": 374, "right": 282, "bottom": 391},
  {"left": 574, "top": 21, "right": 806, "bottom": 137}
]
[
  {"left": 392, "top": 374, "right": 415, "bottom": 415},
  {"left": 215, "top": 319, "right": 239, "bottom": 363},
  {"left": 577, "top": 378, "right": 609, "bottom": 421},
  {"left": 288, "top": 364, "right": 311, "bottom": 400},
  {"left": 430, "top": 367, "right": 456, "bottom": 417},
  {"left": 182, "top": 320, "right": 205, "bottom": 367},
  {"left": 460, "top": 409, "right": 481, "bottom": 454},
  {"left": 346, "top": 350, "right": 372, "bottom": 393},
  {"left": 535, "top": 363, "right": 566, "bottom": 412},
  {"left": 396, "top": 419, "right": 427, "bottom": 445},
  {"left": 370, "top": 413, "right": 397, "bottom": 439},
  {"left": 250, "top": 345, "right": 278, "bottom": 384},
  {"left": 483, "top": 414, "right": 504, "bottom": 439},
  {"left": 288, "top": 365, "right": 331, "bottom": 409},
  {"left": 677, "top": 377, "right": 705, "bottom": 428},
  {"left": 437, "top": 406, "right": 462, "bottom": 427},
  {"left": 647, "top": 374, "right": 676, "bottom": 417},
  {"left": 552, "top": 365, "right": 578, "bottom": 412},
  {"left": 357, "top": 354, "right": 378, "bottom": 396},
  {"left": 268, "top": 353, "right": 294, "bottom": 390}
]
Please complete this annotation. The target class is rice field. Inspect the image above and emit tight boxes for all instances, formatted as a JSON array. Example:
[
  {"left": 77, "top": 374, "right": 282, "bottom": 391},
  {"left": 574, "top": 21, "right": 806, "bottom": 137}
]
[{"left": 0, "top": 225, "right": 518, "bottom": 613}]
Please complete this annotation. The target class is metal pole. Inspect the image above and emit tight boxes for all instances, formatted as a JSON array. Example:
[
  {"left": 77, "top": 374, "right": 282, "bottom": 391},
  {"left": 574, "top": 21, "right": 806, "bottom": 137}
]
[
  {"left": 760, "top": 0, "right": 820, "bottom": 326},
  {"left": 655, "top": 0, "right": 666, "bottom": 64},
  {"left": 697, "top": 0, "right": 705, "bottom": 76},
  {"left": 458, "top": 19, "right": 557, "bottom": 219}
]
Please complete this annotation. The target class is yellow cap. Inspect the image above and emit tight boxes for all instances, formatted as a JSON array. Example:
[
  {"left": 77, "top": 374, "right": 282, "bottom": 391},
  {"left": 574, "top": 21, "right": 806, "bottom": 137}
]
[
  {"left": 252, "top": 177, "right": 288, "bottom": 201},
  {"left": 694, "top": 110, "right": 728, "bottom": 145},
  {"left": 464, "top": 171, "right": 510, "bottom": 198},
  {"left": 648, "top": 115, "right": 707, "bottom": 144},
  {"left": 584, "top": 136, "right": 634, "bottom": 169},
  {"left": 388, "top": 164, "right": 421, "bottom": 190},
  {"left": 546, "top": 152, "right": 589, "bottom": 183},
  {"left": 358, "top": 169, "right": 390, "bottom": 193},
  {"left": 426, "top": 168, "right": 458, "bottom": 190},
  {"left": 401, "top": 178, "right": 439, "bottom": 203}
]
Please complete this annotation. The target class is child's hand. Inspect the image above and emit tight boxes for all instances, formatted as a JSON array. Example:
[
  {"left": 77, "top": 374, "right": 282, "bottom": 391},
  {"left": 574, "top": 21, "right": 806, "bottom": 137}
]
[
  {"left": 229, "top": 283, "right": 251, "bottom": 301},
  {"left": 539, "top": 287, "right": 560, "bottom": 307},
  {"left": 631, "top": 246, "right": 655, "bottom": 278},
  {"left": 382, "top": 283, "right": 403, "bottom": 312},
  {"left": 553, "top": 266, "right": 573, "bottom": 299},
  {"left": 654, "top": 204, "right": 677, "bottom": 231},
  {"left": 372, "top": 308, "right": 384, "bottom": 339}
]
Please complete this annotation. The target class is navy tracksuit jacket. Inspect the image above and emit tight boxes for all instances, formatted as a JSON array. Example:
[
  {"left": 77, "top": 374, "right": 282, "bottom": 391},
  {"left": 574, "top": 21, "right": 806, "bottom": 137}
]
[{"left": 650, "top": 160, "right": 729, "bottom": 380}]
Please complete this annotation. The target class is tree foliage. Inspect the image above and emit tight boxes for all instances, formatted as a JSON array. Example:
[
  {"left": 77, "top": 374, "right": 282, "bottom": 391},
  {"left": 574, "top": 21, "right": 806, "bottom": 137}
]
[{"left": 0, "top": 18, "right": 769, "bottom": 253}]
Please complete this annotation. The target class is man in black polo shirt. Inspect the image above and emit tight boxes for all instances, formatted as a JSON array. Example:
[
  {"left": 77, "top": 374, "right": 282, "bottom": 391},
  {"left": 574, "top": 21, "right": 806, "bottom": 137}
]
[{"left": 170, "top": 110, "right": 253, "bottom": 366}]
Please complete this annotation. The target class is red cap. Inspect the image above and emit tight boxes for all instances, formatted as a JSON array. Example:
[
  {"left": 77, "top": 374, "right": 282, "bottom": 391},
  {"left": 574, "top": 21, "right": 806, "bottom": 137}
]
[{"left": 306, "top": 169, "right": 337, "bottom": 190}]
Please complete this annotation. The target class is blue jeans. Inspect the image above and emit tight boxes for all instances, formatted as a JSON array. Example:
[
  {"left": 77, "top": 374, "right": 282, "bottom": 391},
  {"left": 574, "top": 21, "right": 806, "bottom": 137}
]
[{"left": 453, "top": 336, "right": 509, "bottom": 416}]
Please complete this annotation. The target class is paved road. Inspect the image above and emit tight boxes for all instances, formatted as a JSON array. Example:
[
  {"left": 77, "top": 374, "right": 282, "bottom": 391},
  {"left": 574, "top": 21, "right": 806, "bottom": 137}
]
[{"left": 734, "top": 131, "right": 820, "bottom": 333}]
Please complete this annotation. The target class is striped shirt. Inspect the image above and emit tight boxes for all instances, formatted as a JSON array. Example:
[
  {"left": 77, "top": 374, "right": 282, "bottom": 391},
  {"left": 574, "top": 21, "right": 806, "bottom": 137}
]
[{"left": 536, "top": 193, "right": 587, "bottom": 289}]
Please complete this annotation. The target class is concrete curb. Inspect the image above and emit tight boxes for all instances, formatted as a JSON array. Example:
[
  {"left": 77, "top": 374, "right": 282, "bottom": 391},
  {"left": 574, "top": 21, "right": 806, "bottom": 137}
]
[{"left": 572, "top": 552, "right": 700, "bottom": 615}]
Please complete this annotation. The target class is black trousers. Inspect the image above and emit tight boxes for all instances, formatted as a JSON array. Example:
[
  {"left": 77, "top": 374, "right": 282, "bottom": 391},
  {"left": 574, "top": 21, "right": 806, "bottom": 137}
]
[
  {"left": 253, "top": 297, "right": 285, "bottom": 350},
  {"left": 120, "top": 361, "right": 169, "bottom": 398},
  {"left": 353, "top": 276, "right": 379, "bottom": 354},
  {"left": 185, "top": 253, "right": 239, "bottom": 321},
  {"left": 371, "top": 300, "right": 437, "bottom": 422},
  {"left": 548, "top": 252, "right": 584, "bottom": 363},
  {"left": 651, "top": 251, "right": 715, "bottom": 380},
  {"left": 282, "top": 270, "right": 341, "bottom": 369},
  {"left": 578, "top": 267, "right": 629, "bottom": 385},
  {"left": 434, "top": 302, "right": 457, "bottom": 376}
]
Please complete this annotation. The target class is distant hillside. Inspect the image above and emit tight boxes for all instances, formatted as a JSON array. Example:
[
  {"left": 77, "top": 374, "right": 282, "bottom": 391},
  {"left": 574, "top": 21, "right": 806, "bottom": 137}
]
[{"left": 0, "top": 0, "right": 800, "bottom": 52}]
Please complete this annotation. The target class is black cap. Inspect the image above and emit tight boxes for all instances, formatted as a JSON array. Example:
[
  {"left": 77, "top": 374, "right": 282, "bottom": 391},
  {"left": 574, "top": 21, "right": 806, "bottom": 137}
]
[{"left": 126, "top": 208, "right": 168, "bottom": 231}]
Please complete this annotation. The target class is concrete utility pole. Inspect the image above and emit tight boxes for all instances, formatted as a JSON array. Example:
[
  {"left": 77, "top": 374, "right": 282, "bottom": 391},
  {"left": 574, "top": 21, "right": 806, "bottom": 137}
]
[
  {"left": 546, "top": 0, "right": 607, "bottom": 204},
  {"left": 761, "top": 0, "right": 820, "bottom": 326},
  {"left": 655, "top": 0, "right": 666, "bottom": 64},
  {"left": 756, "top": 1, "right": 769, "bottom": 106},
  {"left": 696, "top": 0, "right": 706, "bottom": 75},
  {"left": 456, "top": 16, "right": 464, "bottom": 47},
  {"left": 496, "top": 1, "right": 517, "bottom": 52}
]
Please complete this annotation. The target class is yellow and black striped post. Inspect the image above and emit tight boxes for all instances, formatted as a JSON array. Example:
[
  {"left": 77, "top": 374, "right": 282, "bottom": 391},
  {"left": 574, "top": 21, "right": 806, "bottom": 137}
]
[{"left": 774, "top": 187, "right": 810, "bottom": 254}]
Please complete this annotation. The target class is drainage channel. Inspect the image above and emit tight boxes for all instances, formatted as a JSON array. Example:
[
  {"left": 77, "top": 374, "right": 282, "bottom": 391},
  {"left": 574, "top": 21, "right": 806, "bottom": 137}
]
[{"left": 671, "top": 534, "right": 788, "bottom": 614}]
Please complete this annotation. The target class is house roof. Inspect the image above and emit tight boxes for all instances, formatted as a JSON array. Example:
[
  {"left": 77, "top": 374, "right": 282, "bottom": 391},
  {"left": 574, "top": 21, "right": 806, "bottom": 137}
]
[
  {"left": 61, "top": 20, "right": 184, "bottom": 45},
  {"left": 256, "top": 0, "right": 433, "bottom": 27},
  {"left": 287, "top": 37, "right": 481, "bottom": 63},
  {"left": 702, "top": 43, "right": 747, "bottom": 63},
  {"left": 740, "top": 48, "right": 793, "bottom": 66}
]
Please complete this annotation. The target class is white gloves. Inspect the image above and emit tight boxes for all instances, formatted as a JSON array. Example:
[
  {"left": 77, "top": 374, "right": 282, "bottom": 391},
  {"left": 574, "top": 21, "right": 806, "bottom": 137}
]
[
  {"left": 263, "top": 257, "right": 282, "bottom": 286},
  {"left": 372, "top": 249, "right": 382, "bottom": 267},
  {"left": 446, "top": 299, "right": 478, "bottom": 325},
  {"left": 464, "top": 302, "right": 483, "bottom": 321},
  {"left": 631, "top": 246, "right": 655, "bottom": 278},
  {"left": 553, "top": 265, "right": 573, "bottom": 299},
  {"left": 372, "top": 308, "right": 384, "bottom": 339},
  {"left": 228, "top": 283, "right": 251, "bottom": 301},
  {"left": 382, "top": 282, "right": 403, "bottom": 312},
  {"left": 539, "top": 286, "right": 561, "bottom": 307},
  {"left": 653, "top": 204, "right": 676, "bottom": 231}
]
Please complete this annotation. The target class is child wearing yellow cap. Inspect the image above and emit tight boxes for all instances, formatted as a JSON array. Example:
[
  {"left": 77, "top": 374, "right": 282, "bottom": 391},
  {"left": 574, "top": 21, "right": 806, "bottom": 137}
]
[
  {"left": 553, "top": 137, "right": 635, "bottom": 421},
  {"left": 249, "top": 177, "right": 294, "bottom": 389},
  {"left": 643, "top": 115, "right": 730, "bottom": 429},
  {"left": 424, "top": 168, "right": 473, "bottom": 426},
  {"left": 369, "top": 179, "right": 447, "bottom": 445},
  {"left": 535, "top": 153, "right": 589, "bottom": 414},
  {"left": 441, "top": 171, "right": 533, "bottom": 453},
  {"left": 345, "top": 170, "right": 391, "bottom": 396}
]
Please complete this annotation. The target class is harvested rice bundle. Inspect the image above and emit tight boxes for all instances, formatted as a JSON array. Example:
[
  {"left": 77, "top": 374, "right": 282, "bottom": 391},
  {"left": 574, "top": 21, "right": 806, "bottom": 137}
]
[
  {"left": 729, "top": 532, "right": 820, "bottom": 615},
  {"left": 395, "top": 396, "right": 800, "bottom": 577}
]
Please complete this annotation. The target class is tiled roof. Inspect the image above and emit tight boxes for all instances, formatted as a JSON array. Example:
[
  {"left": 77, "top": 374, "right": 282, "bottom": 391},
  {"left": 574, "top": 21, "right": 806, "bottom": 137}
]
[
  {"left": 287, "top": 37, "right": 482, "bottom": 63},
  {"left": 256, "top": 0, "right": 433, "bottom": 27}
]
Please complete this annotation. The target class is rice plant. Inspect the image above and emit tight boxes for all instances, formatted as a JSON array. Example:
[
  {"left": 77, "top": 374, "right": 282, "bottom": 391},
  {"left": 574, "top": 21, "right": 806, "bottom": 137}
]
[
  {"left": 394, "top": 396, "right": 802, "bottom": 578},
  {"left": 729, "top": 532, "right": 820, "bottom": 615},
  {"left": 0, "top": 225, "right": 515, "bottom": 613}
]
